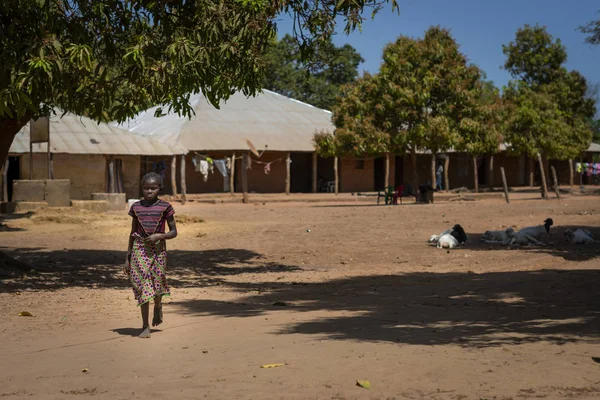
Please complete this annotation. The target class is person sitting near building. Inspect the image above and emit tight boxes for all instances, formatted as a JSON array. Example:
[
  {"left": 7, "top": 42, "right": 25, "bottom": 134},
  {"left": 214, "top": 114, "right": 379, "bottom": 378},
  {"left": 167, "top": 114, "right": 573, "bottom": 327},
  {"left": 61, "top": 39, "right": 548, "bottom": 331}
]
[{"left": 436, "top": 163, "right": 444, "bottom": 190}]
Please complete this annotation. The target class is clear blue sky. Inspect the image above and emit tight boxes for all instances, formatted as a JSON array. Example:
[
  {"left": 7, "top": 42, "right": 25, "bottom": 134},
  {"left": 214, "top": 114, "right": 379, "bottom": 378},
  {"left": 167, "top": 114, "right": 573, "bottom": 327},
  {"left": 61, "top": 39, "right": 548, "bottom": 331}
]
[{"left": 275, "top": 0, "right": 600, "bottom": 91}]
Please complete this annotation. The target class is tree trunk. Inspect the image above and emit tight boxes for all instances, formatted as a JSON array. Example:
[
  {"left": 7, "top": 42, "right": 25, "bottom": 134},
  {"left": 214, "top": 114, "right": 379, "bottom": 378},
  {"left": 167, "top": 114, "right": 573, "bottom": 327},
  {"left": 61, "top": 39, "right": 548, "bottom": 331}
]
[
  {"left": 500, "top": 167, "right": 510, "bottom": 203},
  {"left": 537, "top": 153, "right": 548, "bottom": 199},
  {"left": 242, "top": 152, "right": 249, "bottom": 203},
  {"left": 488, "top": 155, "right": 494, "bottom": 190},
  {"left": 285, "top": 152, "right": 291, "bottom": 195},
  {"left": 334, "top": 156, "right": 339, "bottom": 195},
  {"left": 385, "top": 152, "right": 390, "bottom": 188},
  {"left": 444, "top": 156, "right": 449, "bottom": 192},
  {"left": 568, "top": 159, "right": 574, "bottom": 189},
  {"left": 0, "top": 119, "right": 28, "bottom": 172},
  {"left": 180, "top": 155, "right": 187, "bottom": 205},
  {"left": 411, "top": 147, "right": 419, "bottom": 202},
  {"left": 543, "top": 156, "right": 550, "bottom": 193},
  {"left": 529, "top": 157, "right": 534, "bottom": 187},
  {"left": 431, "top": 154, "right": 436, "bottom": 190},
  {"left": 551, "top": 166, "right": 560, "bottom": 199},
  {"left": 170, "top": 156, "right": 178, "bottom": 197},
  {"left": 472, "top": 155, "right": 479, "bottom": 193}
]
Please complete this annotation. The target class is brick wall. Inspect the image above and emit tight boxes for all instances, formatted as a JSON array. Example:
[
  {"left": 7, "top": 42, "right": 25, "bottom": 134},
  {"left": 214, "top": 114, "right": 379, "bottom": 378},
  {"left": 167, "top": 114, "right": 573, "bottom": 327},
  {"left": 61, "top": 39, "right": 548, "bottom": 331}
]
[{"left": 339, "top": 158, "right": 374, "bottom": 192}]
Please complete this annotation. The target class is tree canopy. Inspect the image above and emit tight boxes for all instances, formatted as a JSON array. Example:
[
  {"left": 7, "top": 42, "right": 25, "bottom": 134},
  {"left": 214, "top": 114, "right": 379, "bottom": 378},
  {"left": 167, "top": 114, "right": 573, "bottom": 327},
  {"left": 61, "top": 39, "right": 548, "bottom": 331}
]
[
  {"left": 315, "top": 26, "right": 482, "bottom": 192},
  {"left": 457, "top": 76, "right": 504, "bottom": 157},
  {"left": 262, "top": 34, "right": 363, "bottom": 110},
  {"left": 580, "top": 12, "right": 600, "bottom": 45},
  {"left": 314, "top": 72, "right": 389, "bottom": 157},
  {"left": 502, "top": 25, "right": 595, "bottom": 162},
  {"left": 0, "top": 0, "right": 398, "bottom": 166}
]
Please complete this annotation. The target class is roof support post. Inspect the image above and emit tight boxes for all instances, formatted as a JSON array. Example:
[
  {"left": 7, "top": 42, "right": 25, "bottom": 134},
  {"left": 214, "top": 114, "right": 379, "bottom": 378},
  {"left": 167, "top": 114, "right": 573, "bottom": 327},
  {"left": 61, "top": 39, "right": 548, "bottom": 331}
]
[
  {"left": 242, "top": 152, "right": 249, "bottom": 203},
  {"left": 180, "top": 154, "right": 187, "bottom": 205},
  {"left": 285, "top": 152, "right": 291, "bottom": 195},
  {"left": 108, "top": 156, "right": 116, "bottom": 193},
  {"left": 171, "top": 155, "right": 178, "bottom": 198},
  {"left": 2, "top": 159, "right": 8, "bottom": 202},
  {"left": 230, "top": 152, "right": 235, "bottom": 196},
  {"left": 312, "top": 152, "right": 317, "bottom": 193}
]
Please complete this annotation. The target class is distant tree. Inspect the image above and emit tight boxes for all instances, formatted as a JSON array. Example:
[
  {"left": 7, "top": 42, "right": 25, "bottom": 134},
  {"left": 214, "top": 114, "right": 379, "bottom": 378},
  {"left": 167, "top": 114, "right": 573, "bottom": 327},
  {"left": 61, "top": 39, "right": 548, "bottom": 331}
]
[
  {"left": 503, "top": 25, "right": 595, "bottom": 197},
  {"left": 0, "top": 0, "right": 398, "bottom": 169},
  {"left": 314, "top": 73, "right": 389, "bottom": 158},
  {"left": 378, "top": 26, "right": 481, "bottom": 194},
  {"left": 262, "top": 34, "right": 364, "bottom": 110},
  {"left": 457, "top": 77, "right": 504, "bottom": 192},
  {"left": 580, "top": 12, "right": 600, "bottom": 45}
]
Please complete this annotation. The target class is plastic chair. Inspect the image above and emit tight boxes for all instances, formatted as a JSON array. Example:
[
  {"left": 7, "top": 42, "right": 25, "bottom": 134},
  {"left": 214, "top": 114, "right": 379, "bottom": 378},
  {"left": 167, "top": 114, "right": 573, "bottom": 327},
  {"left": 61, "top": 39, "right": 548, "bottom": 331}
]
[
  {"left": 377, "top": 186, "right": 397, "bottom": 205},
  {"left": 393, "top": 185, "right": 405, "bottom": 205}
]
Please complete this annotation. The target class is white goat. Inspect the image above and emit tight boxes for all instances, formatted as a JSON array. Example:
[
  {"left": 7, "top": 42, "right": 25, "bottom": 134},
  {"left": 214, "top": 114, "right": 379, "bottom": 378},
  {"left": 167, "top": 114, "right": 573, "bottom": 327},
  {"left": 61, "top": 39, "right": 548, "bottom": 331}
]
[
  {"left": 518, "top": 218, "right": 553, "bottom": 241},
  {"left": 428, "top": 228, "right": 453, "bottom": 244},
  {"left": 482, "top": 227, "right": 515, "bottom": 245},
  {"left": 564, "top": 229, "right": 596, "bottom": 244},
  {"left": 437, "top": 233, "right": 460, "bottom": 249},
  {"left": 509, "top": 231, "right": 545, "bottom": 246}
]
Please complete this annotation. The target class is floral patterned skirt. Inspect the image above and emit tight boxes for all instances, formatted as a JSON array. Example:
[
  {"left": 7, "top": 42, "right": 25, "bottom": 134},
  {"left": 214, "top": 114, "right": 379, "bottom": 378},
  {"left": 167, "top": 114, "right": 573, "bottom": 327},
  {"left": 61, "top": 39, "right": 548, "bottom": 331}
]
[{"left": 128, "top": 235, "right": 170, "bottom": 306}]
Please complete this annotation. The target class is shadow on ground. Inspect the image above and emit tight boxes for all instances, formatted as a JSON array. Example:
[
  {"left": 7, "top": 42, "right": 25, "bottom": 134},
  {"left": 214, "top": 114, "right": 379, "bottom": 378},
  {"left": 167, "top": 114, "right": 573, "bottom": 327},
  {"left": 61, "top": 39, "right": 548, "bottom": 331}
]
[
  {"left": 463, "top": 225, "right": 600, "bottom": 261},
  {"left": 171, "top": 268, "right": 600, "bottom": 348},
  {"left": 0, "top": 247, "right": 301, "bottom": 290}
]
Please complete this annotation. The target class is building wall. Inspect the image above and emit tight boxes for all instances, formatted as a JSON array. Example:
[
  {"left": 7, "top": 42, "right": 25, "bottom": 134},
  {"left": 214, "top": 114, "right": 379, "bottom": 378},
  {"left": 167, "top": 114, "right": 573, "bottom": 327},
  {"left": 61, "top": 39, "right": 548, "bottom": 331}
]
[
  {"left": 21, "top": 153, "right": 105, "bottom": 200},
  {"left": 336, "top": 156, "right": 396, "bottom": 193},
  {"left": 340, "top": 158, "right": 374, "bottom": 192},
  {"left": 120, "top": 155, "right": 141, "bottom": 200},
  {"left": 235, "top": 151, "right": 288, "bottom": 193},
  {"left": 20, "top": 153, "right": 141, "bottom": 200}
]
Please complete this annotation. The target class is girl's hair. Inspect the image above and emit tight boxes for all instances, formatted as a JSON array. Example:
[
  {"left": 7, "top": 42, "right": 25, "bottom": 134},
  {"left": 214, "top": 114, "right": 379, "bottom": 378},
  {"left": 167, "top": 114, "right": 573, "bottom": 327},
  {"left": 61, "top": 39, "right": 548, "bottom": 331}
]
[{"left": 141, "top": 172, "right": 163, "bottom": 188}]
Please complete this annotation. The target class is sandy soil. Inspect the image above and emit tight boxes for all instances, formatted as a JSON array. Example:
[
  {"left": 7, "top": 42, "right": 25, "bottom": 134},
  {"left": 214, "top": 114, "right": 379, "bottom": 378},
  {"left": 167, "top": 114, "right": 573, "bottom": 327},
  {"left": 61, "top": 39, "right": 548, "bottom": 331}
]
[{"left": 1, "top": 194, "right": 600, "bottom": 400}]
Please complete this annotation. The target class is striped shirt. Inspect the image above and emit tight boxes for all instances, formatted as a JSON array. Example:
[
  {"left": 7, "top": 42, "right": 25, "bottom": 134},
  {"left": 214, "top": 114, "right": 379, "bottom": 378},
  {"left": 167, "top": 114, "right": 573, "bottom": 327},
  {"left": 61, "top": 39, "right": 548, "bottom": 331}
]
[{"left": 128, "top": 200, "right": 175, "bottom": 237}]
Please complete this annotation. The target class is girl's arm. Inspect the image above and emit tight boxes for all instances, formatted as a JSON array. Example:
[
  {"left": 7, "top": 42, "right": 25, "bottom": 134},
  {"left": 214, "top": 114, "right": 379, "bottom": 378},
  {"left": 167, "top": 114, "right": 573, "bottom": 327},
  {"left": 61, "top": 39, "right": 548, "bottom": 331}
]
[
  {"left": 124, "top": 218, "right": 137, "bottom": 273},
  {"left": 146, "top": 216, "right": 177, "bottom": 242}
]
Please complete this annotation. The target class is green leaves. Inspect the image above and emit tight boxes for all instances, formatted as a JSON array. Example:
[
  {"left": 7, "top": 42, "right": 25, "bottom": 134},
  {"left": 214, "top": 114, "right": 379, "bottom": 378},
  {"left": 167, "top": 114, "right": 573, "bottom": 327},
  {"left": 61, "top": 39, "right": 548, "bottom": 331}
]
[
  {"left": 503, "top": 25, "right": 567, "bottom": 87},
  {"left": 580, "top": 14, "right": 600, "bottom": 45},
  {"left": 262, "top": 34, "right": 363, "bottom": 110},
  {"left": 502, "top": 25, "right": 596, "bottom": 161},
  {"left": 0, "top": 0, "right": 395, "bottom": 126}
]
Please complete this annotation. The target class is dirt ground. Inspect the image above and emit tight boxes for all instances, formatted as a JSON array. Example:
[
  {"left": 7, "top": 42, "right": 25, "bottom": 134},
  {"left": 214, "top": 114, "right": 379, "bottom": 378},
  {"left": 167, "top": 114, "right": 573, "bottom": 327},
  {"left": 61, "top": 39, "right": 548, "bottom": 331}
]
[{"left": 1, "top": 193, "right": 600, "bottom": 400}]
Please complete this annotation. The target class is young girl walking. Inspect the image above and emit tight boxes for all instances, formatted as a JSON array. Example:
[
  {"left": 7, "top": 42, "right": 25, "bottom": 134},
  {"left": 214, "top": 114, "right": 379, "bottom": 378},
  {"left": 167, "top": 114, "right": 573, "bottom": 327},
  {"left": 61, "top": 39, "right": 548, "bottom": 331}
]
[{"left": 125, "top": 172, "right": 178, "bottom": 338}]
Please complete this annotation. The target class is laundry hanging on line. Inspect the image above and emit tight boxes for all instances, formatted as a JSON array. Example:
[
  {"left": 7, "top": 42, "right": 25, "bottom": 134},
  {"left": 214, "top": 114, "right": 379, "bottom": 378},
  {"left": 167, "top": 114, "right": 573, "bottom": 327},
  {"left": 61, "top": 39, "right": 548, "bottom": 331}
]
[
  {"left": 213, "top": 159, "right": 230, "bottom": 192},
  {"left": 251, "top": 157, "right": 289, "bottom": 175},
  {"left": 213, "top": 159, "right": 228, "bottom": 178},
  {"left": 576, "top": 163, "right": 600, "bottom": 176},
  {"left": 192, "top": 154, "right": 215, "bottom": 182}
]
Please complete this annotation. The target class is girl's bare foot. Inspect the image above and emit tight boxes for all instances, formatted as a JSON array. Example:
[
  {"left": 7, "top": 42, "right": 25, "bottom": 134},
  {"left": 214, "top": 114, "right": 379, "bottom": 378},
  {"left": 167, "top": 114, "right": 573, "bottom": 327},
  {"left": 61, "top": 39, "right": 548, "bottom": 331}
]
[
  {"left": 152, "top": 304, "right": 163, "bottom": 327},
  {"left": 139, "top": 326, "right": 151, "bottom": 338}
]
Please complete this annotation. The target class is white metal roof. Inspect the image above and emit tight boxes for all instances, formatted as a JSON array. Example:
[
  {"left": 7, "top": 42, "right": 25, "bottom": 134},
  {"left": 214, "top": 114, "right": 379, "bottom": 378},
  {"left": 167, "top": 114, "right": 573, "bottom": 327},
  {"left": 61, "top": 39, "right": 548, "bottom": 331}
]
[
  {"left": 9, "top": 111, "right": 185, "bottom": 155},
  {"left": 114, "top": 90, "right": 334, "bottom": 152},
  {"left": 588, "top": 142, "right": 600, "bottom": 152}
]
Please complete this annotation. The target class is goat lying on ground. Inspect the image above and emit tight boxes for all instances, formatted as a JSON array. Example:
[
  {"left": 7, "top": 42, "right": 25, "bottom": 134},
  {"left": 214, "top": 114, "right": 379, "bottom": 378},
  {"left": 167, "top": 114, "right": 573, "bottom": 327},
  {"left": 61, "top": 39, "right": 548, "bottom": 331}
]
[
  {"left": 482, "top": 227, "right": 515, "bottom": 245},
  {"left": 428, "top": 228, "right": 453, "bottom": 244},
  {"left": 429, "top": 224, "right": 468, "bottom": 249},
  {"left": 518, "top": 218, "right": 553, "bottom": 241},
  {"left": 564, "top": 228, "right": 596, "bottom": 244},
  {"left": 482, "top": 227, "right": 545, "bottom": 246},
  {"left": 509, "top": 231, "right": 546, "bottom": 246}
]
